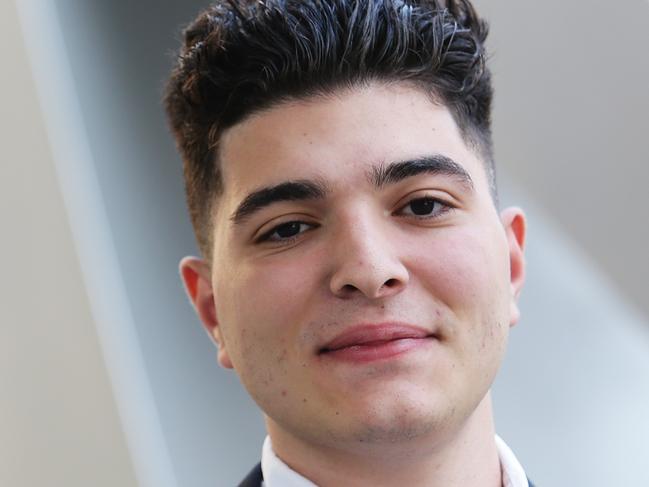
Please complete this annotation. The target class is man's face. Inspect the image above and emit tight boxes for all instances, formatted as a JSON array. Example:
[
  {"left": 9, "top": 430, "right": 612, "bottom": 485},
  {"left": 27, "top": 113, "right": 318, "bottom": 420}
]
[{"left": 183, "top": 82, "right": 525, "bottom": 453}]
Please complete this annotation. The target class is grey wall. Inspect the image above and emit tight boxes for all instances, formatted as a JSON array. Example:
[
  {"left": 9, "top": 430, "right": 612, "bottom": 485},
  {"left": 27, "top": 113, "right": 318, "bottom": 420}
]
[
  {"left": 475, "top": 0, "right": 649, "bottom": 318},
  {"left": 1, "top": 1, "right": 138, "bottom": 485},
  {"left": 13, "top": 0, "right": 649, "bottom": 486}
]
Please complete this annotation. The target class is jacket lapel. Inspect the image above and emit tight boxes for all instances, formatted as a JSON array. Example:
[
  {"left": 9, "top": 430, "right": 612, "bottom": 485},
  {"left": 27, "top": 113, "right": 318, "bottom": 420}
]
[{"left": 238, "top": 462, "right": 263, "bottom": 487}]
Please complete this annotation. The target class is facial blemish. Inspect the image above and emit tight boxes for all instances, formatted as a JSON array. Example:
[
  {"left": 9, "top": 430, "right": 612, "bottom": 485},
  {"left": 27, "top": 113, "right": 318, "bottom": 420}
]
[{"left": 277, "top": 348, "right": 288, "bottom": 363}]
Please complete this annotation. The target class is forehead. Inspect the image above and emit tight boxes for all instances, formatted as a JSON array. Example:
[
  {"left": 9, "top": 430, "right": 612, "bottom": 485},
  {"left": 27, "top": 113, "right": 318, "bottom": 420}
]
[{"left": 218, "top": 83, "right": 489, "bottom": 202}]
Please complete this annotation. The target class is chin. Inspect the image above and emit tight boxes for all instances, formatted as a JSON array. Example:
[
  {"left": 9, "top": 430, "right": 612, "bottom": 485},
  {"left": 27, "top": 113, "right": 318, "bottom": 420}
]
[{"left": 342, "top": 394, "right": 462, "bottom": 445}]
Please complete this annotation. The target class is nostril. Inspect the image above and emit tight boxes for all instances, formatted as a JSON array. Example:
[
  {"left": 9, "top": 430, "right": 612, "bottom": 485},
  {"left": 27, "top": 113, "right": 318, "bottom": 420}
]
[
  {"left": 341, "top": 284, "right": 359, "bottom": 294},
  {"left": 383, "top": 278, "right": 400, "bottom": 288}
]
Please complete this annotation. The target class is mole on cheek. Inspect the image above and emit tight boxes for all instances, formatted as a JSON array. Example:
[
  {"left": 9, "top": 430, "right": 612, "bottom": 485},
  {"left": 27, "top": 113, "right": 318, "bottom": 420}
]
[{"left": 277, "top": 348, "right": 288, "bottom": 363}]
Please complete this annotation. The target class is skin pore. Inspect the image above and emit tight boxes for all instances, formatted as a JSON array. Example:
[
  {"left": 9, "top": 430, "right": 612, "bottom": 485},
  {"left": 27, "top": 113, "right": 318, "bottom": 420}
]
[{"left": 181, "top": 81, "right": 526, "bottom": 486}]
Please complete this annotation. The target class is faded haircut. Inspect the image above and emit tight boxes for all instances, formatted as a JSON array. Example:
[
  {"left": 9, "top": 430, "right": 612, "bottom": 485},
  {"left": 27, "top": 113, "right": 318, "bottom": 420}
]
[{"left": 164, "top": 0, "right": 496, "bottom": 259}]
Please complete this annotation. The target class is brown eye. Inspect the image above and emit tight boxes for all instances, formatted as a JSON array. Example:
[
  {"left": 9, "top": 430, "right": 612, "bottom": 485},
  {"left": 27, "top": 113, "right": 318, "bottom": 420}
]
[
  {"left": 397, "top": 196, "right": 453, "bottom": 219},
  {"left": 274, "top": 222, "right": 303, "bottom": 239},
  {"left": 258, "top": 221, "right": 316, "bottom": 243},
  {"left": 409, "top": 198, "right": 437, "bottom": 216}
]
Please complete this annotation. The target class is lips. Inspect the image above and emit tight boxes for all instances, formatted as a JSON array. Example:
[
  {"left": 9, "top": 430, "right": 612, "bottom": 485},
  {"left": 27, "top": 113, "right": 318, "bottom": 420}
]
[{"left": 319, "top": 323, "right": 435, "bottom": 362}]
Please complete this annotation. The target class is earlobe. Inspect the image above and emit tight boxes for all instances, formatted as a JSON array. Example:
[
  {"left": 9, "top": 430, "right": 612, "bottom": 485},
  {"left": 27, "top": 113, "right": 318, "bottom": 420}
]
[
  {"left": 500, "top": 207, "right": 527, "bottom": 327},
  {"left": 179, "top": 256, "right": 234, "bottom": 369}
]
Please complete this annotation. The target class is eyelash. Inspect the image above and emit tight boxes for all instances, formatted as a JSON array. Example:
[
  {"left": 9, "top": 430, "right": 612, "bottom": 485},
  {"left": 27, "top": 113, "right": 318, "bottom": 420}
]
[{"left": 256, "top": 196, "right": 453, "bottom": 245}]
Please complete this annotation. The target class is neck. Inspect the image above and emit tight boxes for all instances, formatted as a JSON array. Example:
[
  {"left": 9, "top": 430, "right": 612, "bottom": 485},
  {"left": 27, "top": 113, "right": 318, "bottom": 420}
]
[{"left": 266, "top": 393, "right": 502, "bottom": 487}]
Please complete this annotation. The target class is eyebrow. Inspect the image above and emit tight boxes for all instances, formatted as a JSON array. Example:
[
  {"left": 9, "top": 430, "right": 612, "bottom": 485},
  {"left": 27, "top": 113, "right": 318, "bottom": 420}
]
[
  {"left": 229, "top": 154, "right": 473, "bottom": 225},
  {"left": 371, "top": 155, "right": 474, "bottom": 190},
  {"left": 230, "top": 179, "right": 329, "bottom": 225}
]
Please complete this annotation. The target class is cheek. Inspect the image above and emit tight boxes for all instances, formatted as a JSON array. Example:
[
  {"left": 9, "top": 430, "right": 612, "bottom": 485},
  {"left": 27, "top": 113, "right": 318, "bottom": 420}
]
[
  {"left": 237, "top": 255, "right": 320, "bottom": 324},
  {"left": 407, "top": 226, "right": 512, "bottom": 394},
  {"left": 407, "top": 225, "right": 511, "bottom": 341},
  {"left": 214, "top": 255, "right": 319, "bottom": 375},
  {"left": 413, "top": 226, "right": 507, "bottom": 296}
]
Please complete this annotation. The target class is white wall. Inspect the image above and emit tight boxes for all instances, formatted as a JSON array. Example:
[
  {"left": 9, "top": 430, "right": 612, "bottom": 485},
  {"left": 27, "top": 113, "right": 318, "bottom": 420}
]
[{"left": 493, "top": 184, "right": 649, "bottom": 486}]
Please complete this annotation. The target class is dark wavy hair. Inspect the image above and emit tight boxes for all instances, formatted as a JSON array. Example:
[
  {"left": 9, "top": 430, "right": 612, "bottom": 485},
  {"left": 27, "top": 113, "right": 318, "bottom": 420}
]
[{"left": 164, "top": 0, "right": 495, "bottom": 258}]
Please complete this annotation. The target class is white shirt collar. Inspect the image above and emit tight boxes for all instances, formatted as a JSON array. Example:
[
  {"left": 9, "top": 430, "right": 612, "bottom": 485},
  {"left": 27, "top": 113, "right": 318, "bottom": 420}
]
[
  {"left": 261, "top": 435, "right": 317, "bottom": 487},
  {"left": 495, "top": 434, "right": 529, "bottom": 487},
  {"left": 261, "top": 434, "right": 529, "bottom": 487}
]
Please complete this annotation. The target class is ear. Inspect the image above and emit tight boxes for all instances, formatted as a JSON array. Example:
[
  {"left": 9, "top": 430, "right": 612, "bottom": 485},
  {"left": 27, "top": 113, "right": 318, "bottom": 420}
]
[
  {"left": 500, "top": 207, "right": 526, "bottom": 328},
  {"left": 179, "top": 256, "right": 234, "bottom": 369}
]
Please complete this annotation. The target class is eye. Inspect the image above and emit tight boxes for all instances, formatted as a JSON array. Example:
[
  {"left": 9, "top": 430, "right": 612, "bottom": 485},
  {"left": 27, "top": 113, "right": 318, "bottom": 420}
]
[
  {"left": 397, "top": 196, "right": 452, "bottom": 219},
  {"left": 257, "top": 221, "right": 316, "bottom": 243}
]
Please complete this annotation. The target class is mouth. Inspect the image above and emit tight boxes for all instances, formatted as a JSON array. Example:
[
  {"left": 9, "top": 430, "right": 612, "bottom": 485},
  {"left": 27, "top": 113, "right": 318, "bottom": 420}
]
[{"left": 318, "top": 323, "right": 437, "bottom": 363}]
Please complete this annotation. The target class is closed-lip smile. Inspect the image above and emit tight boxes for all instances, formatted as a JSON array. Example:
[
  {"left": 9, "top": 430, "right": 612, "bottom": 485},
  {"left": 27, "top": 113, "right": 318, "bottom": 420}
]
[{"left": 318, "top": 323, "right": 436, "bottom": 363}]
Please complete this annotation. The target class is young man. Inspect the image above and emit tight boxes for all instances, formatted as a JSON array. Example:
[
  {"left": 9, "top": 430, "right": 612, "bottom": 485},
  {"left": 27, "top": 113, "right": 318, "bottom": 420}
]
[{"left": 164, "top": 1, "right": 531, "bottom": 485}]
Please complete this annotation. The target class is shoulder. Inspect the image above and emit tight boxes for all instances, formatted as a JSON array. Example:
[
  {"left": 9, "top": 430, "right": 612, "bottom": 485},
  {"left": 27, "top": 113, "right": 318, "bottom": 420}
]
[{"left": 238, "top": 462, "right": 263, "bottom": 487}]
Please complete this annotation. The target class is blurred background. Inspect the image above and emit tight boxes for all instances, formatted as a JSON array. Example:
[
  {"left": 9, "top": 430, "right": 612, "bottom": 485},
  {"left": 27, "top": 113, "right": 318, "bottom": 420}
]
[{"left": 2, "top": 0, "right": 648, "bottom": 485}]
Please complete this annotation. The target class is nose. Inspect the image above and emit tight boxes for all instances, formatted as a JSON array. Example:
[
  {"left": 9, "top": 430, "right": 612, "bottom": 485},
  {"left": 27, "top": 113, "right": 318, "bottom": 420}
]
[{"left": 328, "top": 215, "right": 409, "bottom": 300}]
